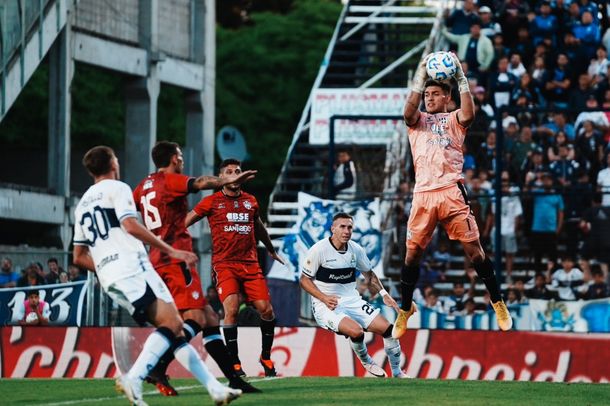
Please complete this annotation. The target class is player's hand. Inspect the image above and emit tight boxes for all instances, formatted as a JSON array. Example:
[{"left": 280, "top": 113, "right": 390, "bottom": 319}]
[
  {"left": 382, "top": 294, "right": 400, "bottom": 312},
  {"left": 270, "top": 250, "right": 286, "bottom": 265},
  {"left": 171, "top": 249, "right": 198, "bottom": 268},
  {"left": 324, "top": 295, "right": 339, "bottom": 311},
  {"left": 227, "top": 170, "right": 257, "bottom": 185},
  {"left": 450, "top": 52, "right": 464, "bottom": 78}
]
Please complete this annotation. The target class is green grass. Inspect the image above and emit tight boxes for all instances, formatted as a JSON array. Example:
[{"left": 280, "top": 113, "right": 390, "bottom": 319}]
[{"left": 0, "top": 377, "right": 608, "bottom": 405}]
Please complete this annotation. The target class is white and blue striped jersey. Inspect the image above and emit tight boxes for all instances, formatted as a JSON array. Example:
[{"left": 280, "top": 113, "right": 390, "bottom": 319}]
[
  {"left": 73, "top": 179, "right": 153, "bottom": 288},
  {"left": 302, "top": 238, "right": 372, "bottom": 300}
]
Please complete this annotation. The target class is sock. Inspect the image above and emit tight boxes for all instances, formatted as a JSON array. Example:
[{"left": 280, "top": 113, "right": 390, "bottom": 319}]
[
  {"left": 173, "top": 336, "right": 221, "bottom": 390},
  {"left": 260, "top": 318, "right": 276, "bottom": 360},
  {"left": 203, "top": 326, "right": 239, "bottom": 380},
  {"left": 383, "top": 335, "right": 402, "bottom": 377},
  {"left": 349, "top": 334, "right": 371, "bottom": 365},
  {"left": 223, "top": 324, "right": 240, "bottom": 364},
  {"left": 149, "top": 319, "right": 202, "bottom": 378},
  {"left": 473, "top": 256, "right": 502, "bottom": 302},
  {"left": 128, "top": 327, "right": 173, "bottom": 381},
  {"left": 400, "top": 263, "right": 420, "bottom": 311}
]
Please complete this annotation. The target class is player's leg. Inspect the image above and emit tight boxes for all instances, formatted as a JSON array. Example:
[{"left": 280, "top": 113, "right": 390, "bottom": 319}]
[
  {"left": 336, "top": 312, "right": 386, "bottom": 378},
  {"left": 244, "top": 267, "right": 277, "bottom": 377},
  {"left": 362, "top": 311, "right": 407, "bottom": 378},
  {"left": 221, "top": 293, "right": 243, "bottom": 374}
]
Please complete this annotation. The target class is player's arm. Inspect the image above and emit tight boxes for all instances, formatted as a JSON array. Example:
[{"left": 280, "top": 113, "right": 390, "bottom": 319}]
[
  {"left": 191, "top": 170, "right": 257, "bottom": 191},
  {"left": 361, "top": 270, "right": 399, "bottom": 312},
  {"left": 255, "top": 215, "right": 285, "bottom": 264},
  {"left": 404, "top": 55, "right": 429, "bottom": 126},
  {"left": 299, "top": 274, "right": 338, "bottom": 311},
  {"left": 121, "top": 217, "right": 198, "bottom": 267},
  {"left": 73, "top": 245, "right": 96, "bottom": 272},
  {"left": 451, "top": 53, "right": 474, "bottom": 128}
]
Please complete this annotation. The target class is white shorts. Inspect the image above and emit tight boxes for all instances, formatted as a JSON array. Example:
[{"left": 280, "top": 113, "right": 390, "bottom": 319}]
[
  {"left": 311, "top": 295, "right": 380, "bottom": 333},
  {"left": 105, "top": 269, "right": 174, "bottom": 325}
]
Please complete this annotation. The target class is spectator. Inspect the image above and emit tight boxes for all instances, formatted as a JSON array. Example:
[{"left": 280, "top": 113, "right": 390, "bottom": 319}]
[
  {"left": 550, "top": 256, "right": 585, "bottom": 300},
  {"left": 575, "top": 119, "right": 605, "bottom": 178},
  {"left": 479, "top": 6, "right": 501, "bottom": 38},
  {"left": 477, "top": 131, "right": 497, "bottom": 172},
  {"left": 58, "top": 270, "right": 69, "bottom": 284},
  {"left": 510, "top": 126, "right": 538, "bottom": 175},
  {"left": 545, "top": 54, "right": 573, "bottom": 109},
  {"left": 424, "top": 288, "right": 445, "bottom": 312},
  {"left": 530, "top": 173, "right": 564, "bottom": 272},
  {"left": 597, "top": 152, "right": 610, "bottom": 207},
  {"left": 531, "top": 56, "right": 550, "bottom": 107},
  {"left": 491, "top": 34, "right": 510, "bottom": 69},
  {"left": 207, "top": 285, "right": 225, "bottom": 319},
  {"left": 507, "top": 53, "right": 527, "bottom": 79},
  {"left": 540, "top": 112, "right": 576, "bottom": 142},
  {"left": 581, "top": 267, "right": 609, "bottom": 299},
  {"left": 547, "top": 131, "right": 576, "bottom": 163},
  {"left": 513, "top": 279, "right": 528, "bottom": 303},
  {"left": 523, "top": 147, "right": 549, "bottom": 186},
  {"left": 560, "top": 32, "right": 588, "bottom": 77},
  {"left": 423, "top": 241, "right": 451, "bottom": 285},
  {"left": 334, "top": 150, "right": 357, "bottom": 200},
  {"left": 573, "top": 11, "right": 601, "bottom": 60},
  {"left": 460, "top": 298, "right": 478, "bottom": 315},
  {"left": 529, "top": 1, "right": 558, "bottom": 47},
  {"left": 484, "top": 171, "right": 523, "bottom": 283},
  {"left": 463, "top": 144, "right": 477, "bottom": 172},
  {"left": 578, "top": 0, "right": 599, "bottom": 23},
  {"left": 587, "top": 46, "right": 609, "bottom": 87},
  {"left": 574, "top": 97, "right": 609, "bottom": 133},
  {"left": 489, "top": 57, "right": 517, "bottom": 108},
  {"left": 68, "top": 264, "right": 86, "bottom": 282},
  {"left": 569, "top": 74, "right": 595, "bottom": 111},
  {"left": 512, "top": 27, "right": 535, "bottom": 67},
  {"left": 505, "top": 288, "right": 522, "bottom": 306},
  {"left": 15, "top": 289, "right": 50, "bottom": 326},
  {"left": 446, "top": 0, "right": 479, "bottom": 35},
  {"left": 443, "top": 277, "right": 475, "bottom": 315},
  {"left": 44, "top": 257, "right": 61, "bottom": 285},
  {"left": 511, "top": 73, "right": 537, "bottom": 110},
  {"left": 549, "top": 144, "right": 580, "bottom": 187},
  {"left": 17, "top": 264, "right": 45, "bottom": 287},
  {"left": 525, "top": 272, "right": 557, "bottom": 300},
  {"left": 442, "top": 22, "right": 494, "bottom": 80},
  {"left": 497, "top": 0, "right": 530, "bottom": 44},
  {"left": 474, "top": 86, "right": 494, "bottom": 119},
  {"left": 0, "top": 257, "right": 19, "bottom": 288},
  {"left": 579, "top": 192, "right": 610, "bottom": 279}
]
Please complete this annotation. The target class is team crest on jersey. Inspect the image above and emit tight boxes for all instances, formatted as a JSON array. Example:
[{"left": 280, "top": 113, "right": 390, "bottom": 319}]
[
  {"left": 218, "top": 203, "right": 225, "bottom": 209},
  {"left": 243, "top": 201, "right": 252, "bottom": 210},
  {"left": 218, "top": 287, "right": 223, "bottom": 295},
  {"left": 192, "top": 290, "right": 200, "bottom": 300},
  {"left": 426, "top": 116, "right": 435, "bottom": 123}
]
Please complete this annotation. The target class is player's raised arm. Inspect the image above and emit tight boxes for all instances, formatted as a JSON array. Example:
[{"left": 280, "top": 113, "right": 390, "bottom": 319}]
[
  {"left": 403, "top": 56, "right": 428, "bottom": 126},
  {"left": 451, "top": 53, "right": 475, "bottom": 128},
  {"left": 192, "top": 170, "right": 257, "bottom": 191}
]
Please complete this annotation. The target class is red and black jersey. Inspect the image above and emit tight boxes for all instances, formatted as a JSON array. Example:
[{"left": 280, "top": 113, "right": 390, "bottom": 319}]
[
  {"left": 193, "top": 190, "right": 259, "bottom": 265},
  {"left": 133, "top": 172, "right": 194, "bottom": 268}
]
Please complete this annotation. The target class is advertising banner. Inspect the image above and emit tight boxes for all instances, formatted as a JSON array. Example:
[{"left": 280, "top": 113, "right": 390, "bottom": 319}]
[
  {"left": 267, "top": 192, "right": 384, "bottom": 281},
  {"left": 310, "top": 88, "right": 407, "bottom": 144},
  {"left": 1, "top": 327, "right": 608, "bottom": 383},
  {"left": 0, "top": 281, "right": 87, "bottom": 326}
]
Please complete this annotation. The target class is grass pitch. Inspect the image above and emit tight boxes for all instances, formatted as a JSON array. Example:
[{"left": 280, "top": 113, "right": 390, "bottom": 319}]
[{"left": 0, "top": 377, "right": 608, "bottom": 405}]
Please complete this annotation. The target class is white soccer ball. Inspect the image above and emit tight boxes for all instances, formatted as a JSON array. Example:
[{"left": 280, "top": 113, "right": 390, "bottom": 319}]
[
  {"left": 25, "top": 312, "right": 39, "bottom": 323},
  {"left": 426, "top": 51, "right": 457, "bottom": 81}
]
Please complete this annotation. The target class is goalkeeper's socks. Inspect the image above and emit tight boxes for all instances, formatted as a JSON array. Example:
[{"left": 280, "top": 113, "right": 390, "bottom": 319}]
[
  {"left": 349, "top": 334, "right": 371, "bottom": 364},
  {"left": 383, "top": 336, "right": 403, "bottom": 376},
  {"left": 128, "top": 327, "right": 173, "bottom": 381}
]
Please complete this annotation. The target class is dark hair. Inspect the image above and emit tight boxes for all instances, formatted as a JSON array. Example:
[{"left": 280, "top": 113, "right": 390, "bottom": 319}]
[
  {"left": 332, "top": 212, "right": 353, "bottom": 222},
  {"left": 424, "top": 79, "right": 451, "bottom": 94},
  {"left": 47, "top": 257, "right": 58, "bottom": 265},
  {"left": 219, "top": 159, "right": 242, "bottom": 171},
  {"left": 82, "top": 146, "right": 115, "bottom": 177},
  {"left": 151, "top": 141, "right": 180, "bottom": 168},
  {"left": 591, "top": 267, "right": 604, "bottom": 277},
  {"left": 27, "top": 289, "right": 39, "bottom": 297}
]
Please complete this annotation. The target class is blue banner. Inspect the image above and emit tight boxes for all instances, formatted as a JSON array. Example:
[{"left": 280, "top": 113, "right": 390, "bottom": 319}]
[{"left": 0, "top": 281, "right": 87, "bottom": 326}]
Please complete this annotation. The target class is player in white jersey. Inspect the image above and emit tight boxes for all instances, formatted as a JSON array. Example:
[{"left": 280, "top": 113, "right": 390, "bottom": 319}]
[
  {"left": 72, "top": 146, "right": 241, "bottom": 406},
  {"left": 300, "top": 212, "right": 408, "bottom": 378}
]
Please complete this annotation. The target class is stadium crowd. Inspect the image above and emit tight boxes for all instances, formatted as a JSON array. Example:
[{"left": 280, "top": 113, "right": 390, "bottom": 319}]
[
  {"left": 0, "top": 257, "right": 86, "bottom": 288},
  {"left": 396, "top": 0, "right": 610, "bottom": 313}
]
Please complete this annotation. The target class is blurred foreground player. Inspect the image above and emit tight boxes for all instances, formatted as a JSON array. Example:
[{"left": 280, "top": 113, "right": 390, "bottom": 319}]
[
  {"left": 186, "top": 159, "right": 285, "bottom": 377},
  {"left": 134, "top": 141, "right": 260, "bottom": 395},
  {"left": 73, "top": 146, "right": 241, "bottom": 406},
  {"left": 393, "top": 54, "right": 512, "bottom": 338},
  {"left": 300, "top": 212, "right": 409, "bottom": 378}
]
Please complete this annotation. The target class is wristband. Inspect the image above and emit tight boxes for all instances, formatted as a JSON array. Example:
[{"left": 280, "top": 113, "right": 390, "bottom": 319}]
[{"left": 379, "top": 289, "right": 389, "bottom": 297}]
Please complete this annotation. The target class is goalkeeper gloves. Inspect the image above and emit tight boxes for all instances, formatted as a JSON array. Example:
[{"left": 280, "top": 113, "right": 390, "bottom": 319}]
[
  {"left": 450, "top": 53, "right": 470, "bottom": 94},
  {"left": 411, "top": 55, "right": 429, "bottom": 94}
]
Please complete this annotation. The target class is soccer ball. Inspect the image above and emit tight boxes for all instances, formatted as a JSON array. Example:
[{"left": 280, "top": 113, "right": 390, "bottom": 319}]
[
  {"left": 25, "top": 312, "right": 38, "bottom": 323},
  {"left": 426, "top": 51, "right": 457, "bottom": 81}
]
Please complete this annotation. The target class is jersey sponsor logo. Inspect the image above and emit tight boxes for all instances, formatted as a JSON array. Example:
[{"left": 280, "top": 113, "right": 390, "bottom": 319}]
[
  {"left": 226, "top": 212, "right": 250, "bottom": 222},
  {"left": 243, "top": 200, "right": 252, "bottom": 210},
  {"left": 80, "top": 192, "right": 103, "bottom": 208},
  {"left": 224, "top": 224, "right": 252, "bottom": 234},
  {"left": 98, "top": 253, "right": 118, "bottom": 270},
  {"left": 328, "top": 273, "right": 353, "bottom": 281},
  {"left": 427, "top": 135, "right": 451, "bottom": 149}
]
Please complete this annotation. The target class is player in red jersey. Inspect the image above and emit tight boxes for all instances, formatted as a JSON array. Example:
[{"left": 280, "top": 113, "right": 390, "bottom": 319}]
[
  {"left": 134, "top": 141, "right": 260, "bottom": 395},
  {"left": 186, "top": 158, "right": 285, "bottom": 378}
]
